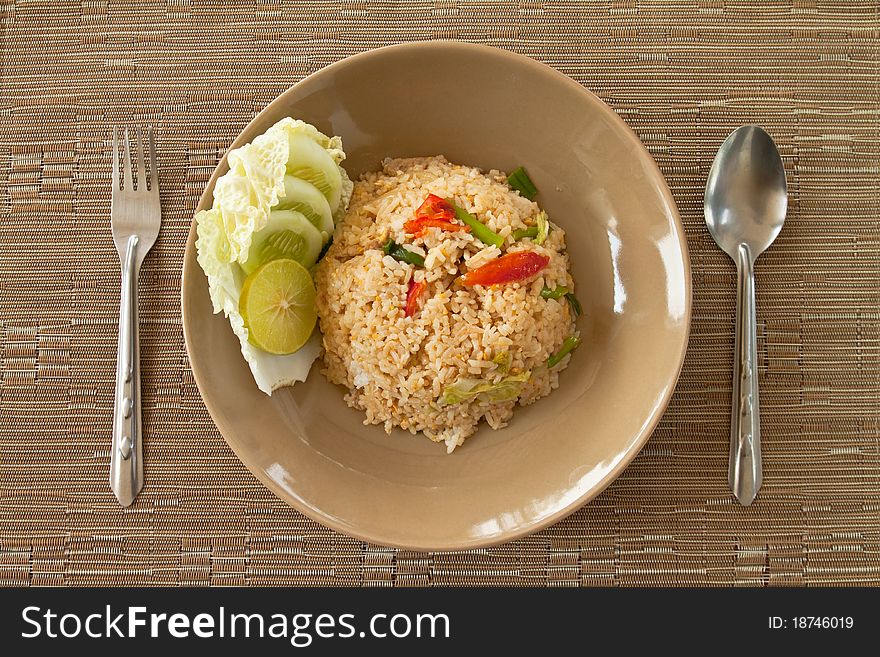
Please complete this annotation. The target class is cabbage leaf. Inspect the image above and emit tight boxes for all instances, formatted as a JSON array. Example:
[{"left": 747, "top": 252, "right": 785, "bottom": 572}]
[
  {"left": 441, "top": 371, "right": 531, "bottom": 406},
  {"left": 195, "top": 118, "right": 351, "bottom": 394}
]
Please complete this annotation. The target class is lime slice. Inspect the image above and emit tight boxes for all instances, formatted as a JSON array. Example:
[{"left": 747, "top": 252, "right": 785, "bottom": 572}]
[
  {"left": 239, "top": 258, "right": 317, "bottom": 355},
  {"left": 241, "top": 209, "right": 323, "bottom": 275}
]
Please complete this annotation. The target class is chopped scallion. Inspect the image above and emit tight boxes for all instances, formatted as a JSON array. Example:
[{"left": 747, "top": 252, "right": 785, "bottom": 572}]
[
  {"left": 565, "top": 292, "right": 582, "bottom": 317},
  {"left": 547, "top": 335, "right": 581, "bottom": 368},
  {"left": 382, "top": 239, "right": 424, "bottom": 267},
  {"left": 449, "top": 201, "right": 504, "bottom": 248},
  {"left": 512, "top": 226, "right": 539, "bottom": 241},
  {"left": 507, "top": 166, "right": 538, "bottom": 200},
  {"left": 513, "top": 212, "right": 550, "bottom": 242},
  {"left": 540, "top": 285, "right": 569, "bottom": 300},
  {"left": 542, "top": 286, "right": 581, "bottom": 317}
]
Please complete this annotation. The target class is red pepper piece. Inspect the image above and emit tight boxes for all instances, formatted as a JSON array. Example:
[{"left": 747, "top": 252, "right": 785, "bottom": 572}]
[
  {"left": 404, "top": 194, "right": 470, "bottom": 237},
  {"left": 460, "top": 251, "right": 550, "bottom": 287},
  {"left": 415, "top": 194, "right": 455, "bottom": 221},
  {"left": 405, "top": 279, "right": 427, "bottom": 317},
  {"left": 404, "top": 216, "right": 471, "bottom": 238}
]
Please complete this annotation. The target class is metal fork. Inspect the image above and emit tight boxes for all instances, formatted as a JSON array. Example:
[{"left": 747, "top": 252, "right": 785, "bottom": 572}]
[{"left": 110, "top": 126, "right": 161, "bottom": 506}]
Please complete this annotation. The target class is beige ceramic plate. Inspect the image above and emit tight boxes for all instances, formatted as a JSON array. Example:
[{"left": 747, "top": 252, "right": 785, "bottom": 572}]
[{"left": 181, "top": 42, "right": 690, "bottom": 550}]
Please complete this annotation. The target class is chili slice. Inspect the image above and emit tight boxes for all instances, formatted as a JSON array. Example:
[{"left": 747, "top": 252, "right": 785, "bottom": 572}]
[
  {"left": 404, "top": 216, "right": 470, "bottom": 238},
  {"left": 405, "top": 279, "right": 426, "bottom": 317},
  {"left": 404, "top": 194, "right": 471, "bottom": 237},
  {"left": 460, "top": 251, "right": 550, "bottom": 287},
  {"left": 414, "top": 194, "right": 455, "bottom": 222}
]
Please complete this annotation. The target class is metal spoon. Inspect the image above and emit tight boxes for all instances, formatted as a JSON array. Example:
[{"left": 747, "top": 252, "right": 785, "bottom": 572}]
[{"left": 704, "top": 125, "right": 787, "bottom": 506}]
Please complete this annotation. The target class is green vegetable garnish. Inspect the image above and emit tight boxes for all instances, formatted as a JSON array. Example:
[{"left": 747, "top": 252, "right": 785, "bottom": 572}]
[
  {"left": 565, "top": 293, "right": 582, "bottom": 317},
  {"left": 512, "top": 226, "right": 538, "bottom": 240},
  {"left": 547, "top": 335, "right": 581, "bottom": 368},
  {"left": 441, "top": 371, "right": 531, "bottom": 405},
  {"left": 492, "top": 351, "right": 512, "bottom": 375},
  {"left": 541, "top": 285, "right": 580, "bottom": 317},
  {"left": 540, "top": 285, "right": 569, "bottom": 300},
  {"left": 382, "top": 239, "right": 424, "bottom": 267},
  {"left": 535, "top": 211, "right": 549, "bottom": 245},
  {"left": 512, "top": 212, "right": 550, "bottom": 242},
  {"left": 449, "top": 201, "right": 504, "bottom": 248},
  {"left": 507, "top": 166, "right": 538, "bottom": 200}
]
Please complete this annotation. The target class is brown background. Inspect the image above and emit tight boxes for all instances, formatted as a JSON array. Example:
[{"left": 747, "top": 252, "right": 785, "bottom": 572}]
[{"left": 1, "top": 1, "right": 878, "bottom": 586}]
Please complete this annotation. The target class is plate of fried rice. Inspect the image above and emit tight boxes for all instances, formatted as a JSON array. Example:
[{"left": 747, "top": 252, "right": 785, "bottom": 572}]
[{"left": 182, "top": 42, "right": 691, "bottom": 549}]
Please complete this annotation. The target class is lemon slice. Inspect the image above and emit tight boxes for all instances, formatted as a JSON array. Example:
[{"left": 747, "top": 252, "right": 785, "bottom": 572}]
[{"left": 239, "top": 258, "right": 317, "bottom": 355}]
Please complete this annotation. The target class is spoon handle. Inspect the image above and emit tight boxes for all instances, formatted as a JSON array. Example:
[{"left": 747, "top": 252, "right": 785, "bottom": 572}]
[{"left": 730, "top": 244, "right": 762, "bottom": 505}]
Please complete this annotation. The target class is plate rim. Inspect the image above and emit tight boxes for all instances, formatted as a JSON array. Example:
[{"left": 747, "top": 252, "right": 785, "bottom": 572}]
[{"left": 180, "top": 40, "right": 692, "bottom": 551}]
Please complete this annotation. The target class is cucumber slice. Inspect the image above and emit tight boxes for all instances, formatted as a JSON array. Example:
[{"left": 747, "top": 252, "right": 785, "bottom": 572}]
[
  {"left": 276, "top": 175, "right": 334, "bottom": 240},
  {"left": 242, "top": 209, "right": 323, "bottom": 275},
  {"left": 286, "top": 133, "right": 343, "bottom": 214}
]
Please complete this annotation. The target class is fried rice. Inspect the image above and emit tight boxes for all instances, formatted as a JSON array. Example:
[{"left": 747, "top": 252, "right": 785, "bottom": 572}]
[{"left": 314, "top": 156, "right": 578, "bottom": 452}]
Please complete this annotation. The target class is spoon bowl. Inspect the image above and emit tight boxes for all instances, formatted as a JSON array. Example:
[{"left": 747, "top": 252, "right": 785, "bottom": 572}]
[{"left": 705, "top": 126, "right": 788, "bottom": 260}]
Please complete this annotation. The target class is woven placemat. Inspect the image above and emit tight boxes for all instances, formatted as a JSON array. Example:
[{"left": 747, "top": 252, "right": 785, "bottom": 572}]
[{"left": 1, "top": 0, "right": 878, "bottom": 587}]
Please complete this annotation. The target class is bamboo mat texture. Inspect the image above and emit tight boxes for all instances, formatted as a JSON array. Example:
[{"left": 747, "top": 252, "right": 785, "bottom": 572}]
[{"left": 1, "top": 0, "right": 879, "bottom": 587}]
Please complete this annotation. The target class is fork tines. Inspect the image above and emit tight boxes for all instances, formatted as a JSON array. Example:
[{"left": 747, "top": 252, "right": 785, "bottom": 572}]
[{"left": 112, "top": 126, "right": 157, "bottom": 193}]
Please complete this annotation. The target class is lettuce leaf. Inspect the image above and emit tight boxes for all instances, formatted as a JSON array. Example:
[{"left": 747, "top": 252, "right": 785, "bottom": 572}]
[{"left": 194, "top": 118, "right": 351, "bottom": 394}]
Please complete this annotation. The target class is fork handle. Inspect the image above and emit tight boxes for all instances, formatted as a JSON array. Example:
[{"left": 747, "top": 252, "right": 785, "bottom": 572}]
[
  {"left": 729, "top": 243, "right": 762, "bottom": 506},
  {"left": 111, "top": 234, "right": 144, "bottom": 506}
]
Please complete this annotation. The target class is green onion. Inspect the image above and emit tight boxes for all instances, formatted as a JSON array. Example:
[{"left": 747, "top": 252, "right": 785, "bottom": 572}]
[
  {"left": 512, "top": 226, "right": 539, "bottom": 240},
  {"left": 507, "top": 166, "right": 538, "bottom": 200},
  {"left": 540, "top": 285, "right": 569, "bottom": 300},
  {"left": 382, "top": 239, "right": 424, "bottom": 267},
  {"left": 541, "top": 286, "right": 581, "bottom": 317},
  {"left": 449, "top": 201, "right": 504, "bottom": 248},
  {"left": 547, "top": 335, "right": 581, "bottom": 368},
  {"left": 513, "top": 213, "right": 550, "bottom": 242}
]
